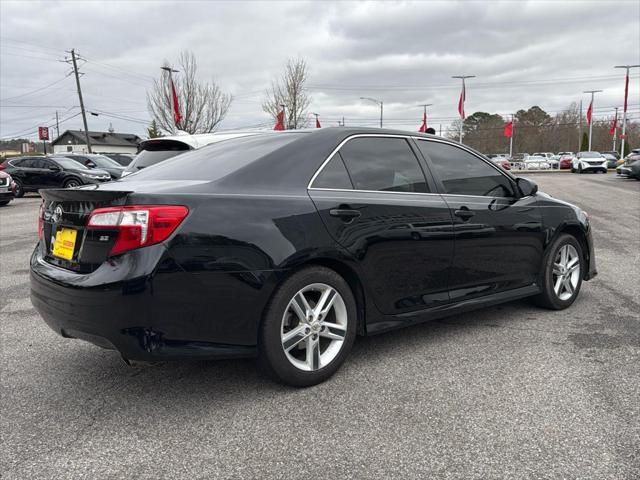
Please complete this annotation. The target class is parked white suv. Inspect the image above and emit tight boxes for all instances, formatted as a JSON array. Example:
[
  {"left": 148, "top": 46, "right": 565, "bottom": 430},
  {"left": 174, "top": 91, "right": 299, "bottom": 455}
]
[{"left": 572, "top": 152, "right": 608, "bottom": 174}]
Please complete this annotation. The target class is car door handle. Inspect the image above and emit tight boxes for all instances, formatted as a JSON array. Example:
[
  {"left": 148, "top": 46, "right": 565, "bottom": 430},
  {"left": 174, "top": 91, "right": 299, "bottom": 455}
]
[
  {"left": 329, "top": 208, "right": 361, "bottom": 220},
  {"left": 454, "top": 207, "right": 475, "bottom": 220}
]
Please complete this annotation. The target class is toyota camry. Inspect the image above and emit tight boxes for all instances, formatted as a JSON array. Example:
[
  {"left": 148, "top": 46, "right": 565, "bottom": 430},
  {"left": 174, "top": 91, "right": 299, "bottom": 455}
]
[{"left": 30, "top": 128, "right": 596, "bottom": 386}]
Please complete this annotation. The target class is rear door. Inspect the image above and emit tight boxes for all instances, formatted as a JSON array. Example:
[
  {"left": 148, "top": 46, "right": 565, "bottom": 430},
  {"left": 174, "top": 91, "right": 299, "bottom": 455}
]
[
  {"left": 308, "top": 135, "right": 454, "bottom": 315},
  {"left": 14, "top": 157, "right": 41, "bottom": 189},
  {"left": 414, "top": 139, "right": 544, "bottom": 302}
]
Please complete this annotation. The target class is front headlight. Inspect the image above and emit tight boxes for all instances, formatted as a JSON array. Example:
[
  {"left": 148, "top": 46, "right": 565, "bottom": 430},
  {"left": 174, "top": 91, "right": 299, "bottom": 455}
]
[{"left": 80, "top": 172, "right": 101, "bottom": 179}]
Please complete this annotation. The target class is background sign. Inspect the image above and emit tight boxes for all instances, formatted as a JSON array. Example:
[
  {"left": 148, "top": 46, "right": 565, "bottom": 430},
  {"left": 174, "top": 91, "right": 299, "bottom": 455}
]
[{"left": 38, "top": 126, "right": 49, "bottom": 141}]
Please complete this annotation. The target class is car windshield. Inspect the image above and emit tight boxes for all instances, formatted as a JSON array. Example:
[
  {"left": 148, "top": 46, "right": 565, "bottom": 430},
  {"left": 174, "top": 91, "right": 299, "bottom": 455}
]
[
  {"left": 83, "top": 155, "right": 121, "bottom": 168},
  {"left": 127, "top": 149, "right": 187, "bottom": 171},
  {"left": 52, "top": 157, "right": 90, "bottom": 170},
  {"left": 580, "top": 152, "right": 602, "bottom": 158},
  {"left": 122, "top": 134, "right": 302, "bottom": 181}
]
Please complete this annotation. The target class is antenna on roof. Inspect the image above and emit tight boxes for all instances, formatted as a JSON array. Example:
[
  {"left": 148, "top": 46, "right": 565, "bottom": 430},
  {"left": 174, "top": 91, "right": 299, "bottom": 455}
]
[{"left": 108, "top": 123, "right": 114, "bottom": 134}]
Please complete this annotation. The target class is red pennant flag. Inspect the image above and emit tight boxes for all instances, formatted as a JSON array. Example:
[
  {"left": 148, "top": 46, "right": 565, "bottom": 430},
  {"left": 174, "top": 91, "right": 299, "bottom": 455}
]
[
  {"left": 586, "top": 100, "right": 593, "bottom": 126},
  {"left": 609, "top": 110, "right": 618, "bottom": 136},
  {"left": 623, "top": 73, "right": 629, "bottom": 113},
  {"left": 418, "top": 111, "right": 427, "bottom": 132},
  {"left": 170, "top": 78, "right": 181, "bottom": 126},
  {"left": 273, "top": 109, "right": 285, "bottom": 131},
  {"left": 458, "top": 83, "right": 466, "bottom": 119},
  {"left": 315, "top": 116, "right": 321, "bottom": 128},
  {"left": 504, "top": 121, "right": 513, "bottom": 138}
]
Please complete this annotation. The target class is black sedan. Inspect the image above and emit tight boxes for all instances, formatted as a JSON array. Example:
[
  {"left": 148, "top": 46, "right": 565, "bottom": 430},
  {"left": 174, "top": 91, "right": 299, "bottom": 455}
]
[
  {"left": 2, "top": 156, "right": 111, "bottom": 197},
  {"left": 30, "top": 128, "right": 597, "bottom": 386}
]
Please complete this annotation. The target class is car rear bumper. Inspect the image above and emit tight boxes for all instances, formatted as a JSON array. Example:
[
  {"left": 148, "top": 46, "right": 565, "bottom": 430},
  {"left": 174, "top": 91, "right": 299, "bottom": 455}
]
[{"left": 29, "top": 245, "right": 272, "bottom": 361}]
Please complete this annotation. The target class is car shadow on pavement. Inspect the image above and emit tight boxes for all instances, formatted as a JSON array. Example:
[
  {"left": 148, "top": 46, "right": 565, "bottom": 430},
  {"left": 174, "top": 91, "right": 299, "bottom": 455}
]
[{"left": 36, "top": 297, "right": 550, "bottom": 408}]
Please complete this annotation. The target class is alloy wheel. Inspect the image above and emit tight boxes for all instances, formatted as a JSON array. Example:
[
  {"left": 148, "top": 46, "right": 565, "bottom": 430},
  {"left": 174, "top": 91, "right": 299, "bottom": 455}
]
[
  {"left": 65, "top": 180, "right": 79, "bottom": 188},
  {"left": 280, "top": 283, "right": 348, "bottom": 371},
  {"left": 552, "top": 244, "right": 580, "bottom": 301}
]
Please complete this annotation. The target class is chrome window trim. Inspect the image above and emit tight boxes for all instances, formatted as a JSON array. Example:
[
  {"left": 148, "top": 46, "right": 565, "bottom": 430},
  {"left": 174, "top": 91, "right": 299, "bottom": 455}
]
[
  {"left": 307, "top": 133, "right": 420, "bottom": 190},
  {"left": 307, "top": 133, "right": 516, "bottom": 200}
]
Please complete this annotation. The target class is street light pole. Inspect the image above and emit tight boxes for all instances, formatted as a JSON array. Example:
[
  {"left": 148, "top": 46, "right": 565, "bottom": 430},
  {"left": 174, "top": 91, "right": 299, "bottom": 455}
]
[
  {"left": 583, "top": 90, "right": 602, "bottom": 151},
  {"left": 452, "top": 75, "right": 475, "bottom": 143},
  {"left": 360, "top": 97, "right": 383, "bottom": 127},
  {"left": 614, "top": 65, "right": 640, "bottom": 157}
]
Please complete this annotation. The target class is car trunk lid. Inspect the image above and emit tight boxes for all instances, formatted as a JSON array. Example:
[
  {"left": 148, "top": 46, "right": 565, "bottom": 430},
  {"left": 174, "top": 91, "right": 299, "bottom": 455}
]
[{"left": 40, "top": 188, "right": 133, "bottom": 273}]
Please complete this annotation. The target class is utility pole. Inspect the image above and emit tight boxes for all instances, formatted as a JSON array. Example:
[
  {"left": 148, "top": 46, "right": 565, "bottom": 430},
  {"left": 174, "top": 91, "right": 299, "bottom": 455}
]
[
  {"left": 55, "top": 111, "right": 60, "bottom": 139},
  {"left": 360, "top": 97, "right": 383, "bottom": 127},
  {"left": 614, "top": 65, "right": 640, "bottom": 157},
  {"left": 452, "top": 75, "right": 475, "bottom": 143},
  {"left": 69, "top": 49, "right": 92, "bottom": 153},
  {"left": 613, "top": 107, "right": 618, "bottom": 152},
  {"left": 583, "top": 90, "right": 602, "bottom": 151}
]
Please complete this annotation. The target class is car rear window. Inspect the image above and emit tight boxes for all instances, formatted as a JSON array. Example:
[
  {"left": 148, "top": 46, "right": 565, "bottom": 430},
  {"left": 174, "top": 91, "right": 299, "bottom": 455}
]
[{"left": 121, "top": 134, "right": 301, "bottom": 181}]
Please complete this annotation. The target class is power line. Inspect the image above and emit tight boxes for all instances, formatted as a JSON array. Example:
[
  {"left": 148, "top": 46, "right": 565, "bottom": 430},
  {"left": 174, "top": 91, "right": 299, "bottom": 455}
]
[{"left": 0, "top": 75, "right": 71, "bottom": 102}]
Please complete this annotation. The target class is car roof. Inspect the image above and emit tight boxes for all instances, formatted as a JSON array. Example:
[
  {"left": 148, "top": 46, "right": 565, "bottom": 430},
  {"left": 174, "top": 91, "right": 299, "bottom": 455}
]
[{"left": 138, "top": 130, "right": 271, "bottom": 150}]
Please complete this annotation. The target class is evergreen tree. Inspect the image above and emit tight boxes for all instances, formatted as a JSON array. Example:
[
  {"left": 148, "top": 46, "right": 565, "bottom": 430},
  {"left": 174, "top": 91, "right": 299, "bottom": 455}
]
[
  {"left": 147, "top": 120, "right": 162, "bottom": 139},
  {"left": 580, "top": 132, "right": 589, "bottom": 151},
  {"left": 622, "top": 141, "right": 631, "bottom": 157}
]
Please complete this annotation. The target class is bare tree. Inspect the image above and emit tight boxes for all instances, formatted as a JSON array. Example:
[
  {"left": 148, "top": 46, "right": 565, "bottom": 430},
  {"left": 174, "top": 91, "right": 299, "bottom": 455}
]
[
  {"left": 262, "top": 57, "right": 311, "bottom": 129},
  {"left": 147, "top": 51, "right": 232, "bottom": 134}
]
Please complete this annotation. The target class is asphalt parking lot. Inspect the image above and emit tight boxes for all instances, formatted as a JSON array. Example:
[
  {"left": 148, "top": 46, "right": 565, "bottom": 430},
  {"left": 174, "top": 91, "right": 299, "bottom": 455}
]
[{"left": 1, "top": 173, "right": 639, "bottom": 479}]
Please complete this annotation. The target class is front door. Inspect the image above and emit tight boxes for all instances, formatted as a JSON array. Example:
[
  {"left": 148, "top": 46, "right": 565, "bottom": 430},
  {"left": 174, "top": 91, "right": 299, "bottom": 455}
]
[
  {"left": 308, "top": 135, "right": 454, "bottom": 315},
  {"left": 414, "top": 139, "right": 544, "bottom": 302}
]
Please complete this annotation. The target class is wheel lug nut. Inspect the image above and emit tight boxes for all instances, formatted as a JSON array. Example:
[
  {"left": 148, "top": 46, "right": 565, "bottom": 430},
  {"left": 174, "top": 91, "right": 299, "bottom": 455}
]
[
  {"left": 312, "top": 334, "right": 318, "bottom": 340},
  {"left": 305, "top": 327, "right": 310, "bottom": 334}
]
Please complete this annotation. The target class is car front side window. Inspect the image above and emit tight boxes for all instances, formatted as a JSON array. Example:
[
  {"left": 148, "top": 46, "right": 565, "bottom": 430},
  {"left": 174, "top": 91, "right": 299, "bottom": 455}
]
[{"left": 416, "top": 140, "right": 515, "bottom": 197}]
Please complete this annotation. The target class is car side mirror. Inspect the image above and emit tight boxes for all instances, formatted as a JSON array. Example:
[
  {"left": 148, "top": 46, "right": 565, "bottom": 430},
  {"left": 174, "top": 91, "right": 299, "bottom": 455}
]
[
  {"left": 86, "top": 161, "right": 96, "bottom": 168},
  {"left": 516, "top": 177, "right": 538, "bottom": 197}
]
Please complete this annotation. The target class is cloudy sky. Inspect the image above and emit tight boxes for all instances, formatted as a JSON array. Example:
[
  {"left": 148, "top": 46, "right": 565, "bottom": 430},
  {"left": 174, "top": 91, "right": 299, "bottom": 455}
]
[{"left": 1, "top": 0, "right": 639, "bottom": 140}]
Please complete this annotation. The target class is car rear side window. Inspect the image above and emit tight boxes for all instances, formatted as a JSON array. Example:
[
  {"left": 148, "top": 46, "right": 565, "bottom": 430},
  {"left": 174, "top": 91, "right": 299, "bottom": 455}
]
[
  {"left": 416, "top": 140, "right": 515, "bottom": 197},
  {"left": 311, "top": 155, "right": 353, "bottom": 189},
  {"left": 337, "top": 137, "right": 429, "bottom": 193}
]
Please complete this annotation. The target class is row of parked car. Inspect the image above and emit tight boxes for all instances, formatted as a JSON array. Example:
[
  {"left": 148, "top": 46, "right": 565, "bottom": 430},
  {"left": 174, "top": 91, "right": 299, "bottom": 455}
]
[
  {"left": 0, "top": 132, "right": 264, "bottom": 206},
  {"left": 486, "top": 149, "right": 640, "bottom": 177}
]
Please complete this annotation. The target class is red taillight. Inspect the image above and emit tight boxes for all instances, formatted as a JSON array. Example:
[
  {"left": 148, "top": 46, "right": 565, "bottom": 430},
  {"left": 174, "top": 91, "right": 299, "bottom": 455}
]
[
  {"left": 87, "top": 205, "right": 188, "bottom": 257},
  {"left": 38, "top": 202, "right": 44, "bottom": 240},
  {"left": 0, "top": 163, "right": 6, "bottom": 170}
]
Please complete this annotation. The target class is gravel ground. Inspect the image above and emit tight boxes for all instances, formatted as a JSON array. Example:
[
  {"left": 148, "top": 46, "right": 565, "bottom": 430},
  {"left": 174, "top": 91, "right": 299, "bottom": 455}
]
[{"left": 1, "top": 173, "right": 639, "bottom": 479}]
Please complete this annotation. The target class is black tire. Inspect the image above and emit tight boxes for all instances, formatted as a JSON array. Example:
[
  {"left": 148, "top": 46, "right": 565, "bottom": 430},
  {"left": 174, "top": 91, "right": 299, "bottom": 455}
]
[
  {"left": 13, "top": 180, "right": 24, "bottom": 198},
  {"left": 63, "top": 178, "right": 81, "bottom": 188},
  {"left": 578, "top": 165, "right": 583, "bottom": 174},
  {"left": 532, "top": 233, "right": 584, "bottom": 310},
  {"left": 571, "top": 167, "right": 576, "bottom": 173},
  {"left": 258, "top": 266, "right": 357, "bottom": 387},
  {"left": 0, "top": 200, "right": 10, "bottom": 206}
]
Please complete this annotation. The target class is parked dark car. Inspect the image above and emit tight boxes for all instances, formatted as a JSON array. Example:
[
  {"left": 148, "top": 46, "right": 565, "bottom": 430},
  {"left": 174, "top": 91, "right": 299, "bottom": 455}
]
[
  {"left": 102, "top": 153, "right": 135, "bottom": 166},
  {"left": 616, "top": 154, "right": 640, "bottom": 180},
  {"left": 61, "top": 153, "right": 125, "bottom": 179},
  {"left": 0, "top": 170, "right": 17, "bottom": 206},
  {"left": 30, "top": 128, "right": 597, "bottom": 386},
  {"left": 1, "top": 156, "right": 111, "bottom": 197}
]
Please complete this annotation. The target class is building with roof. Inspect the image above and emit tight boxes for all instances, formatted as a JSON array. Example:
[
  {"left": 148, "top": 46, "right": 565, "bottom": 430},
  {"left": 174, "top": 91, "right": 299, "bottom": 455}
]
[{"left": 51, "top": 129, "right": 142, "bottom": 155}]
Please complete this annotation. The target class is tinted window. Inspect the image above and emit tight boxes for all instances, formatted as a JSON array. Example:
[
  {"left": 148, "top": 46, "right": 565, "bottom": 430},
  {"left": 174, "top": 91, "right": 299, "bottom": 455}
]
[
  {"left": 311, "top": 154, "right": 353, "bottom": 189},
  {"left": 123, "top": 134, "right": 301, "bottom": 181},
  {"left": 15, "top": 158, "right": 36, "bottom": 168},
  {"left": 126, "top": 149, "right": 186, "bottom": 172},
  {"left": 31, "top": 159, "right": 48, "bottom": 169},
  {"left": 338, "top": 137, "right": 428, "bottom": 193},
  {"left": 52, "top": 157, "right": 89, "bottom": 170},
  {"left": 416, "top": 141, "right": 514, "bottom": 197}
]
